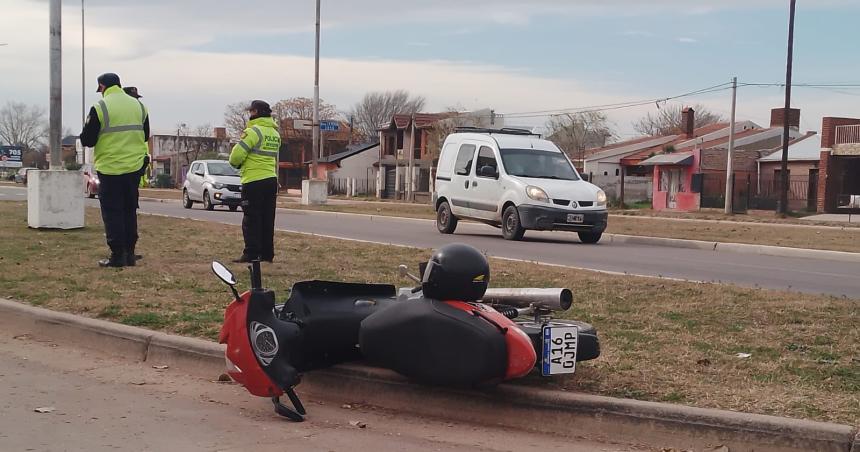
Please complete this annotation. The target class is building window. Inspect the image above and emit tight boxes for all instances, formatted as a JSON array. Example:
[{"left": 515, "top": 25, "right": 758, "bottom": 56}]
[
  {"left": 603, "top": 171, "right": 608, "bottom": 176},
  {"left": 615, "top": 168, "right": 620, "bottom": 176},
  {"left": 397, "top": 130, "right": 404, "bottom": 149}
]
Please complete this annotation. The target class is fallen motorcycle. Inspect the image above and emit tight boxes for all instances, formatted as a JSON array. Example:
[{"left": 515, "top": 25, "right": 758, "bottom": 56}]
[{"left": 213, "top": 243, "right": 600, "bottom": 421}]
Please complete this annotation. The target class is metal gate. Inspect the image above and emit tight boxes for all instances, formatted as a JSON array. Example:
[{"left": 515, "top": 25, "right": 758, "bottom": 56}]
[{"left": 384, "top": 167, "right": 396, "bottom": 199}]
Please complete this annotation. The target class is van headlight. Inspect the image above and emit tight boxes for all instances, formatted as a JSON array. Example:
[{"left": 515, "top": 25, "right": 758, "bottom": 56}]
[
  {"left": 596, "top": 189, "right": 607, "bottom": 205},
  {"left": 526, "top": 186, "right": 549, "bottom": 202},
  {"left": 212, "top": 182, "right": 225, "bottom": 189}
]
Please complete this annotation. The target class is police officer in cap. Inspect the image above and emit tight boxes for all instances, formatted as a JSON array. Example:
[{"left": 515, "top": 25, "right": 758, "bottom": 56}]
[
  {"left": 79, "top": 73, "right": 150, "bottom": 267},
  {"left": 229, "top": 100, "right": 281, "bottom": 263}
]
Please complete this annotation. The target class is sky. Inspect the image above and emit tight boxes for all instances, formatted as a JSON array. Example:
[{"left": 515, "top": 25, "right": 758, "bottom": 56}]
[{"left": 1, "top": 0, "right": 859, "bottom": 139}]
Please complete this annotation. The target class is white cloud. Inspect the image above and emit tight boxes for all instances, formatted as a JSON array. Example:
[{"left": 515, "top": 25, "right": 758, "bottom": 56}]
[{"left": 678, "top": 37, "right": 698, "bottom": 43}]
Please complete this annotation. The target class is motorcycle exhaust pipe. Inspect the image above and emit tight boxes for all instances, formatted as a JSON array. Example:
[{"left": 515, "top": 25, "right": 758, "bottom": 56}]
[{"left": 481, "top": 288, "right": 573, "bottom": 311}]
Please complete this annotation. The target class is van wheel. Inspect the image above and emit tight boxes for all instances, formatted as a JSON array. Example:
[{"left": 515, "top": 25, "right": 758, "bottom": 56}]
[
  {"left": 228, "top": 205, "right": 238, "bottom": 212},
  {"left": 182, "top": 189, "right": 193, "bottom": 209},
  {"left": 203, "top": 191, "right": 214, "bottom": 211},
  {"left": 436, "top": 201, "right": 458, "bottom": 234},
  {"left": 578, "top": 231, "right": 603, "bottom": 244},
  {"left": 502, "top": 206, "right": 525, "bottom": 241}
]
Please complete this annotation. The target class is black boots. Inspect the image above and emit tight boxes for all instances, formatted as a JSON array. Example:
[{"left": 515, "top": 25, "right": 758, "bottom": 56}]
[{"left": 98, "top": 252, "right": 126, "bottom": 268}]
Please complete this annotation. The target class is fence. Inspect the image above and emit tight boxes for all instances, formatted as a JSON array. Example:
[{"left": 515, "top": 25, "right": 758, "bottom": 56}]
[
  {"left": 700, "top": 172, "right": 812, "bottom": 212},
  {"left": 328, "top": 177, "right": 374, "bottom": 196},
  {"left": 589, "top": 174, "right": 652, "bottom": 204}
]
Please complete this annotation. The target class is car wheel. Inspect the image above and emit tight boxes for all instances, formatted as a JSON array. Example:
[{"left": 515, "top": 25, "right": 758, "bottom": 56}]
[
  {"left": 577, "top": 231, "right": 603, "bottom": 244},
  {"left": 228, "top": 205, "right": 238, "bottom": 212},
  {"left": 182, "top": 189, "right": 193, "bottom": 209},
  {"left": 502, "top": 205, "right": 525, "bottom": 241},
  {"left": 203, "top": 191, "right": 214, "bottom": 211},
  {"left": 436, "top": 201, "right": 458, "bottom": 234}
]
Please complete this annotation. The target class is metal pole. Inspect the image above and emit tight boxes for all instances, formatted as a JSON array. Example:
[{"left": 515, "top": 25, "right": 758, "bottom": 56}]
[
  {"left": 311, "top": 0, "right": 320, "bottom": 180},
  {"left": 407, "top": 114, "right": 415, "bottom": 201},
  {"left": 778, "top": 0, "right": 796, "bottom": 215},
  {"left": 81, "top": 0, "right": 85, "bottom": 125},
  {"left": 724, "top": 76, "right": 738, "bottom": 214},
  {"left": 49, "top": 0, "right": 62, "bottom": 169}
]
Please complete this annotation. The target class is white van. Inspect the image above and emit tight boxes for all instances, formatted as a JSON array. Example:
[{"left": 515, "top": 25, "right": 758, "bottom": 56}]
[{"left": 433, "top": 128, "right": 608, "bottom": 242}]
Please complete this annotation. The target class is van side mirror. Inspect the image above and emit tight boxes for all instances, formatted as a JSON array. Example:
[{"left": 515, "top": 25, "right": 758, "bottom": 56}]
[
  {"left": 478, "top": 165, "right": 498, "bottom": 179},
  {"left": 581, "top": 174, "right": 590, "bottom": 182}
]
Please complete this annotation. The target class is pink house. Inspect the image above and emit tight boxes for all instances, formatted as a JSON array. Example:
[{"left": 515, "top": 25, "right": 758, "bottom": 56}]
[{"left": 641, "top": 150, "right": 701, "bottom": 211}]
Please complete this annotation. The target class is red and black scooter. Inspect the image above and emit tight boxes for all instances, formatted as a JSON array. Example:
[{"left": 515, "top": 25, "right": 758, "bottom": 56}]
[{"left": 213, "top": 243, "right": 600, "bottom": 421}]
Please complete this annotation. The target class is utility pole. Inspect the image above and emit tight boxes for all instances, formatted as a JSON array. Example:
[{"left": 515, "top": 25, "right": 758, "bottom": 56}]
[
  {"left": 81, "top": 0, "right": 85, "bottom": 124},
  {"left": 778, "top": 0, "right": 796, "bottom": 216},
  {"left": 724, "top": 77, "right": 738, "bottom": 214},
  {"left": 311, "top": 0, "right": 321, "bottom": 180},
  {"left": 49, "top": 0, "right": 62, "bottom": 169}
]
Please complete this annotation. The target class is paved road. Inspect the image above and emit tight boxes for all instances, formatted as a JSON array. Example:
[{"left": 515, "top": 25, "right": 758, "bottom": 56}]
[
  {"left": 2, "top": 185, "right": 859, "bottom": 297},
  {"left": 0, "top": 322, "right": 644, "bottom": 452}
]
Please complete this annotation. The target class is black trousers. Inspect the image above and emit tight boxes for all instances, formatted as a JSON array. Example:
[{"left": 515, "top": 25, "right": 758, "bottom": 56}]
[
  {"left": 241, "top": 177, "right": 278, "bottom": 260},
  {"left": 97, "top": 171, "right": 140, "bottom": 256}
]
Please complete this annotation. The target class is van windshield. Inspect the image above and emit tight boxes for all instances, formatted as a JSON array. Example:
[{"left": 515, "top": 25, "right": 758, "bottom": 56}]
[
  {"left": 207, "top": 162, "right": 239, "bottom": 176},
  {"left": 499, "top": 149, "right": 580, "bottom": 181}
]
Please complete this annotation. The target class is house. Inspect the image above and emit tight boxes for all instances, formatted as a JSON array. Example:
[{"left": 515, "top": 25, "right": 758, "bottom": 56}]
[
  {"left": 375, "top": 109, "right": 502, "bottom": 200},
  {"left": 757, "top": 132, "right": 820, "bottom": 211},
  {"left": 817, "top": 116, "right": 860, "bottom": 213},
  {"left": 279, "top": 118, "right": 355, "bottom": 189},
  {"left": 149, "top": 127, "right": 232, "bottom": 188},
  {"left": 315, "top": 142, "right": 380, "bottom": 195},
  {"left": 631, "top": 108, "right": 806, "bottom": 211}
]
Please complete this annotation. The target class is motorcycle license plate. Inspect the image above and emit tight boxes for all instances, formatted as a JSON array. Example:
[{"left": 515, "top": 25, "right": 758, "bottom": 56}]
[
  {"left": 566, "top": 214, "right": 584, "bottom": 223},
  {"left": 541, "top": 325, "right": 578, "bottom": 376}
]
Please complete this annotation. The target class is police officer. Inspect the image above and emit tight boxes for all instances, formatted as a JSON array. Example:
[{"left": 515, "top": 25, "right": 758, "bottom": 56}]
[
  {"left": 229, "top": 100, "right": 281, "bottom": 263},
  {"left": 79, "top": 73, "right": 150, "bottom": 267}
]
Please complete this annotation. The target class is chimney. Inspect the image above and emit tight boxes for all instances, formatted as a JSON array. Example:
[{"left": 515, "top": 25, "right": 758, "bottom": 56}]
[
  {"left": 770, "top": 108, "right": 800, "bottom": 129},
  {"left": 213, "top": 127, "right": 227, "bottom": 139},
  {"left": 681, "top": 107, "right": 695, "bottom": 138}
]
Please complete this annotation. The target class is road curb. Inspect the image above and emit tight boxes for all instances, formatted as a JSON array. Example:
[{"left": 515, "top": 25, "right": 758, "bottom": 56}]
[
  {"left": 607, "top": 233, "right": 860, "bottom": 263},
  {"left": 1, "top": 298, "right": 856, "bottom": 452}
]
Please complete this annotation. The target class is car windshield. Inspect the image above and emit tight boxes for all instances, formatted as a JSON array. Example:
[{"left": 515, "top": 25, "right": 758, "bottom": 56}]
[
  {"left": 499, "top": 149, "right": 580, "bottom": 181},
  {"left": 207, "top": 162, "right": 238, "bottom": 176}
]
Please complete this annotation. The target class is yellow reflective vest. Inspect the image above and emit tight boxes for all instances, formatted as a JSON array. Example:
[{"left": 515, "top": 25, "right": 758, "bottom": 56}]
[
  {"left": 229, "top": 116, "right": 280, "bottom": 184},
  {"left": 93, "top": 85, "right": 149, "bottom": 175}
]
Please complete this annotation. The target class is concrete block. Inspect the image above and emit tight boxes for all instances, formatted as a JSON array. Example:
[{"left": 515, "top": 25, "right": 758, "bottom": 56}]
[
  {"left": 301, "top": 179, "right": 328, "bottom": 205},
  {"left": 27, "top": 170, "right": 85, "bottom": 229}
]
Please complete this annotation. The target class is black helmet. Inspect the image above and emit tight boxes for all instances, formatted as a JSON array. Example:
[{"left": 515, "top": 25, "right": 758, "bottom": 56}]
[{"left": 421, "top": 243, "right": 490, "bottom": 302}]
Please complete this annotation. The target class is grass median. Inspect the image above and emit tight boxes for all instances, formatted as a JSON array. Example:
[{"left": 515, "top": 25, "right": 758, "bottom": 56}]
[{"left": 0, "top": 200, "right": 856, "bottom": 425}]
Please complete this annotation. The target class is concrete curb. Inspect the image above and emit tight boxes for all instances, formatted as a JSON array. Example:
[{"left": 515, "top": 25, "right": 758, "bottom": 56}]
[
  {"left": 1, "top": 299, "right": 857, "bottom": 452},
  {"left": 607, "top": 233, "right": 860, "bottom": 263}
]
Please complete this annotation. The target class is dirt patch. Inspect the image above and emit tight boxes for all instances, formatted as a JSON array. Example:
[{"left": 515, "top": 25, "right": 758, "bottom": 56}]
[{"left": 0, "top": 201, "right": 856, "bottom": 425}]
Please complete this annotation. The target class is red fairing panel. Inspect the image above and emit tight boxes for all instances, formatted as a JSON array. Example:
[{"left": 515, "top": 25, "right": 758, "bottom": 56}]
[
  {"left": 445, "top": 301, "right": 537, "bottom": 380},
  {"left": 219, "top": 291, "right": 283, "bottom": 398}
]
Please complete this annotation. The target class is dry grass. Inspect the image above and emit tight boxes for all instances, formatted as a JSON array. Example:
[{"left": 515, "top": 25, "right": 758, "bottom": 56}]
[{"left": 0, "top": 200, "right": 856, "bottom": 425}]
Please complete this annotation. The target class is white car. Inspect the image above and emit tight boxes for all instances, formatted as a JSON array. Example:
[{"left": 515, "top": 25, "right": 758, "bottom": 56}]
[
  {"left": 182, "top": 160, "right": 243, "bottom": 211},
  {"left": 433, "top": 128, "right": 608, "bottom": 242}
]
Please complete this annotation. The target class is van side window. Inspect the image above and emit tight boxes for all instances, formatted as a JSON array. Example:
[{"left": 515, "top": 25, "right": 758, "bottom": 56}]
[
  {"left": 454, "top": 144, "right": 476, "bottom": 176},
  {"left": 476, "top": 146, "right": 497, "bottom": 177}
]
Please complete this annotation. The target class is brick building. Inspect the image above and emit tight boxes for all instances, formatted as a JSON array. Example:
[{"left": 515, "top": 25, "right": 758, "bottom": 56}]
[{"left": 817, "top": 116, "right": 860, "bottom": 213}]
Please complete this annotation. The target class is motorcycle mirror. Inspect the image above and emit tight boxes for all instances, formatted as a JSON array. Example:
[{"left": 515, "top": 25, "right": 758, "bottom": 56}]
[
  {"left": 398, "top": 264, "right": 421, "bottom": 284},
  {"left": 211, "top": 261, "right": 237, "bottom": 286}
]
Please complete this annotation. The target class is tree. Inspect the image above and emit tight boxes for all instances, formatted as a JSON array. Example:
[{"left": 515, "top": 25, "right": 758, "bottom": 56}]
[
  {"left": 272, "top": 97, "right": 339, "bottom": 124},
  {"left": 545, "top": 112, "right": 616, "bottom": 164},
  {"left": 633, "top": 103, "right": 724, "bottom": 136},
  {"left": 0, "top": 102, "right": 47, "bottom": 151},
  {"left": 223, "top": 101, "right": 251, "bottom": 139},
  {"left": 351, "top": 90, "right": 426, "bottom": 138}
]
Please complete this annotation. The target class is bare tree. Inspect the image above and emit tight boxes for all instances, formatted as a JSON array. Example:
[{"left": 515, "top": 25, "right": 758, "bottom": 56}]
[
  {"left": 633, "top": 103, "right": 724, "bottom": 136},
  {"left": 272, "top": 97, "right": 339, "bottom": 124},
  {"left": 0, "top": 102, "right": 48, "bottom": 151},
  {"left": 546, "top": 112, "right": 616, "bottom": 165},
  {"left": 351, "top": 90, "right": 426, "bottom": 138},
  {"left": 223, "top": 101, "right": 251, "bottom": 139}
]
